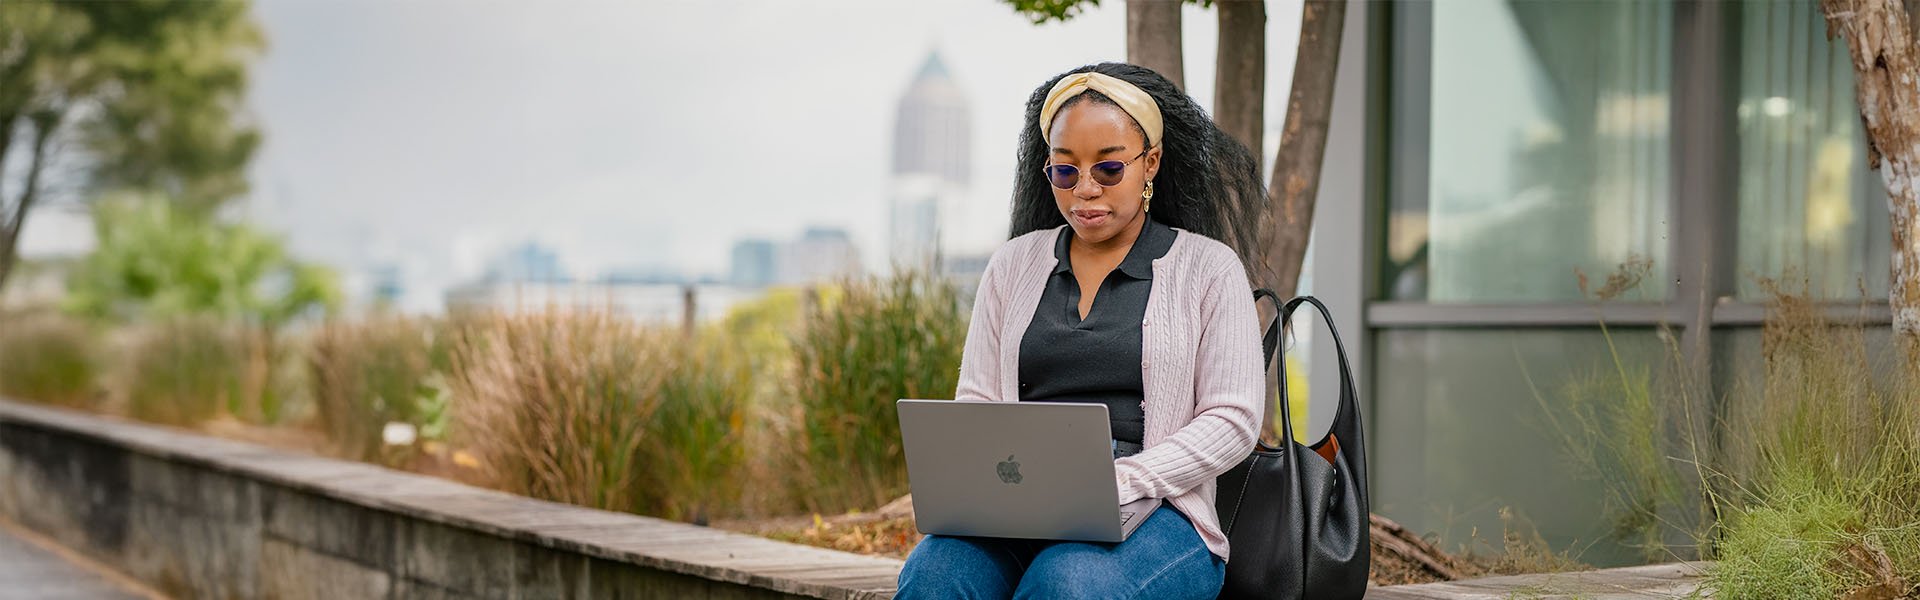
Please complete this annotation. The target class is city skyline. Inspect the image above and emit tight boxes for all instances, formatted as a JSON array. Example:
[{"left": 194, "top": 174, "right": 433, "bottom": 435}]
[{"left": 15, "top": 0, "right": 1310, "bottom": 314}]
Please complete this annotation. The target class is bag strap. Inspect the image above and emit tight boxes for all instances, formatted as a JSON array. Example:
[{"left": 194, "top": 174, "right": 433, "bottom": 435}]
[
  {"left": 1253, "top": 288, "right": 1286, "bottom": 368},
  {"left": 1251, "top": 288, "right": 1290, "bottom": 453}
]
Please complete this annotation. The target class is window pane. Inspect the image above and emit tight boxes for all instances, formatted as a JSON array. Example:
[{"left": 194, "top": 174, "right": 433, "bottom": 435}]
[
  {"left": 1387, "top": 0, "right": 1671, "bottom": 302},
  {"left": 1735, "top": 2, "right": 1892, "bottom": 300},
  {"left": 1372, "top": 327, "right": 1666, "bottom": 568}
]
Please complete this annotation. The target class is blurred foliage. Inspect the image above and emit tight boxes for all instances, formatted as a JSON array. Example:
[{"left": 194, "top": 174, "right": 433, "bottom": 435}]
[
  {"left": 1281, "top": 354, "right": 1309, "bottom": 443},
  {"left": 1000, "top": 0, "right": 1210, "bottom": 24},
  {"left": 0, "top": 0, "right": 263, "bottom": 212},
  {"left": 118, "top": 316, "right": 274, "bottom": 425},
  {"left": 651, "top": 331, "right": 757, "bottom": 523},
  {"left": 1, "top": 0, "right": 264, "bottom": 296},
  {"left": 790, "top": 270, "right": 966, "bottom": 514},
  {"left": 0, "top": 310, "right": 98, "bottom": 407},
  {"left": 306, "top": 315, "right": 451, "bottom": 466},
  {"left": 64, "top": 194, "right": 339, "bottom": 326}
]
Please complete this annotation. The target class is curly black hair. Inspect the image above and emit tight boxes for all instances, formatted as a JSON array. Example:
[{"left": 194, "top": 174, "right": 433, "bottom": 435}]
[{"left": 1009, "top": 62, "right": 1267, "bottom": 282}]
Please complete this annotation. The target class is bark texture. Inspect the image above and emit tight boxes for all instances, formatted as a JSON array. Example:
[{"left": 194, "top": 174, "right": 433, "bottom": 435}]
[
  {"left": 1215, "top": 0, "right": 1266, "bottom": 155},
  {"left": 1258, "top": 0, "right": 1345, "bottom": 300},
  {"left": 1823, "top": 0, "right": 1920, "bottom": 341},
  {"left": 1128, "top": 0, "right": 1185, "bottom": 90}
]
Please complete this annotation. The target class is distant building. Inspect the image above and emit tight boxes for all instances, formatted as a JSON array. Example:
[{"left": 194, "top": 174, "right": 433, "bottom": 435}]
[
  {"left": 601, "top": 265, "right": 691, "bottom": 286},
  {"left": 890, "top": 51, "right": 971, "bottom": 272},
  {"left": 444, "top": 243, "right": 751, "bottom": 320},
  {"left": 942, "top": 251, "right": 991, "bottom": 304},
  {"left": 369, "top": 263, "right": 404, "bottom": 308},
  {"left": 779, "top": 227, "right": 863, "bottom": 285},
  {"left": 483, "top": 241, "right": 569, "bottom": 284},
  {"left": 729, "top": 239, "right": 778, "bottom": 287}
]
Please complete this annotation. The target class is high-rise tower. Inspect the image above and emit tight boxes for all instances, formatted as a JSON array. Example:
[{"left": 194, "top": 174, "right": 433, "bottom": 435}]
[{"left": 889, "top": 51, "right": 971, "bottom": 272}]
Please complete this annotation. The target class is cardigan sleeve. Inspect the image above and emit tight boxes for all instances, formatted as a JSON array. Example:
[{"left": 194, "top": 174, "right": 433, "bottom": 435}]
[
  {"left": 953, "top": 246, "right": 1007, "bottom": 403},
  {"left": 1111, "top": 257, "right": 1264, "bottom": 504}
]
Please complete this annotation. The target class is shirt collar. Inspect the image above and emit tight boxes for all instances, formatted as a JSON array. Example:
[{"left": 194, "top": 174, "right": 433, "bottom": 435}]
[{"left": 1050, "top": 217, "right": 1174, "bottom": 279}]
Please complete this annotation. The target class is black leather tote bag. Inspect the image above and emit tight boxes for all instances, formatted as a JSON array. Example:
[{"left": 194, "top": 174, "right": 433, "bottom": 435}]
[{"left": 1214, "top": 292, "right": 1370, "bottom": 599}]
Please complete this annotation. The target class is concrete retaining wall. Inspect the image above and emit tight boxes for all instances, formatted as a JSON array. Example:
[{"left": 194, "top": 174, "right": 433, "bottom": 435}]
[{"left": 0, "top": 398, "right": 901, "bottom": 599}]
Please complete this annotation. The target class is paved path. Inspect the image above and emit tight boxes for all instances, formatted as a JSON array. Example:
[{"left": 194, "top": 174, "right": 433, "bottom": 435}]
[{"left": 0, "top": 525, "right": 151, "bottom": 600}]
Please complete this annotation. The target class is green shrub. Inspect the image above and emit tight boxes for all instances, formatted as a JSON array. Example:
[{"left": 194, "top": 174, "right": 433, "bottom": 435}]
[
  {"left": 64, "top": 194, "right": 339, "bottom": 327},
  {"left": 650, "top": 333, "right": 756, "bottom": 522},
  {"left": 0, "top": 313, "right": 100, "bottom": 407},
  {"left": 1703, "top": 287, "right": 1920, "bottom": 599},
  {"left": 789, "top": 271, "right": 966, "bottom": 514},
  {"left": 1546, "top": 270, "right": 1920, "bottom": 596}
]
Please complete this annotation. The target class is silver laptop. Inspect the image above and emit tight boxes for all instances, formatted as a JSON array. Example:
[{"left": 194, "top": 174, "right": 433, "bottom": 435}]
[{"left": 896, "top": 399, "right": 1162, "bottom": 542}]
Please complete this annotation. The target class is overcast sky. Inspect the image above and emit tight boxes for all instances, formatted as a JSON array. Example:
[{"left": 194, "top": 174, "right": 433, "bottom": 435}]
[{"left": 24, "top": 0, "right": 1304, "bottom": 312}]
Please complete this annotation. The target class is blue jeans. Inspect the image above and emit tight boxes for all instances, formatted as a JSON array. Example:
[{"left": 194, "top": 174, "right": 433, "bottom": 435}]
[{"left": 894, "top": 505, "right": 1225, "bottom": 600}]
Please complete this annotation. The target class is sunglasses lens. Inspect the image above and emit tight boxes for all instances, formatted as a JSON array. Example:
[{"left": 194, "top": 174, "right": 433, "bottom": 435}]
[
  {"left": 1045, "top": 165, "right": 1079, "bottom": 189},
  {"left": 1090, "top": 161, "right": 1127, "bottom": 186}
]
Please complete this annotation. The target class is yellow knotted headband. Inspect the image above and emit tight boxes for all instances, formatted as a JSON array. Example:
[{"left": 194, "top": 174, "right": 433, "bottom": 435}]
[{"left": 1037, "top": 71, "right": 1163, "bottom": 149}]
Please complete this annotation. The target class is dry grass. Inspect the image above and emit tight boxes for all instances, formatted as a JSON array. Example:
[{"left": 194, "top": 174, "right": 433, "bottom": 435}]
[
  {"left": 15, "top": 272, "right": 971, "bottom": 533},
  {"left": 306, "top": 315, "right": 448, "bottom": 466},
  {"left": 444, "top": 308, "right": 676, "bottom": 515},
  {"left": 115, "top": 317, "right": 276, "bottom": 426},
  {"left": 765, "top": 515, "right": 922, "bottom": 559}
]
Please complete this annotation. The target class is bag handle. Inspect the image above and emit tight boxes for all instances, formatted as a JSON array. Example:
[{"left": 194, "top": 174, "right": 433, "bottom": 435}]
[
  {"left": 1280, "top": 295, "right": 1369, "bottom": 505},
  {"left": 1250, "top": 292, "right": 1362, "bottom": 455}
]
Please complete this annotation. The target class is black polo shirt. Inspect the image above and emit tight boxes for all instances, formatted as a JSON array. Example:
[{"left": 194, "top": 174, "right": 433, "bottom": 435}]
[{"left": 1017, "top": 217, "right": 1178, "bottom": 445}]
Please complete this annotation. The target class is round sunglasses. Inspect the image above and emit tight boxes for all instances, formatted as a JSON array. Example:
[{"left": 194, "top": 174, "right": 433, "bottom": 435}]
[{"left": 1042, "top": 149, "right": 1150, "bottom": 190}]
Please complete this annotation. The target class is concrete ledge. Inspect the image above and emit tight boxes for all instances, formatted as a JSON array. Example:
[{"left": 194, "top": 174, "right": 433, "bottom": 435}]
[{"left": 0, "top": 398, "right": 901, "bottom": 599}]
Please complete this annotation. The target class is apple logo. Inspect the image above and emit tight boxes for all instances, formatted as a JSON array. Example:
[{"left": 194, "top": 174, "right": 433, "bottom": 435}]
[{"left": 997, "top": 455, "right": 1023, "bottom": 484}]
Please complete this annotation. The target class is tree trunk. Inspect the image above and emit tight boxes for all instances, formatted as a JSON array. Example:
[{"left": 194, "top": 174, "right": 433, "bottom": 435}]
[
  {"left": 0, "top": 114, "right": 16, "bottom": 219},
  {"left": 1250, "top": 0, "right": 1344, "bottom": 447},
  {"left": 1822, "top": 0, "right": 1920, "bottom": 344},
  {"left": 1128, "top": 0, "right": 1185, "bottom": 89},
  {"left": 1215, "top": 0, "right": 1266, "bottom": 157},
  {"left": 1259, "top": 0, "right": 1346, "bottom": 301},
  {"left": 0, "top": 112, "right": 56, "bottom": 293}
]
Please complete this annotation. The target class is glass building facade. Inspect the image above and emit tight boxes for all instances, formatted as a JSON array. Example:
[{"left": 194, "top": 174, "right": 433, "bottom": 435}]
[{"left": 1312, "top": 0, "right": 1897, "bottom": 567}]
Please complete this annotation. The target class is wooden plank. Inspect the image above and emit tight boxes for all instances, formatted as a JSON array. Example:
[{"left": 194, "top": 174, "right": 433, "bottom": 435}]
[{"left": 1368, "top": 562, "right": 1709, "bottom": 599}]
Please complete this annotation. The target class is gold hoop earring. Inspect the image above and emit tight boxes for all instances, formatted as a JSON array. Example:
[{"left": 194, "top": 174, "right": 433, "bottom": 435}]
[{"left": 1143, "top": 181, "right": 1154, "bottom": 212}]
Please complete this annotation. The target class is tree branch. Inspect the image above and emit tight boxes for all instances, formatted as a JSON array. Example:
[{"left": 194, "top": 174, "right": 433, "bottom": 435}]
[{"left": 0, "top": 110, "right": 59, "bottom": 292}]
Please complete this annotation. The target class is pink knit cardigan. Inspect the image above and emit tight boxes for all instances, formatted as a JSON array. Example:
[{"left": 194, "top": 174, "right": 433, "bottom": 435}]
[{"left": 953, "top": 223, "right": 1265, "bottom": 561}]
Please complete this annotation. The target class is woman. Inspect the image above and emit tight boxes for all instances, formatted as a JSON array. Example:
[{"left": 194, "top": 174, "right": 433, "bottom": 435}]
[{"left": 894, "top": 62, "right": 1269, "bottom": 599}]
